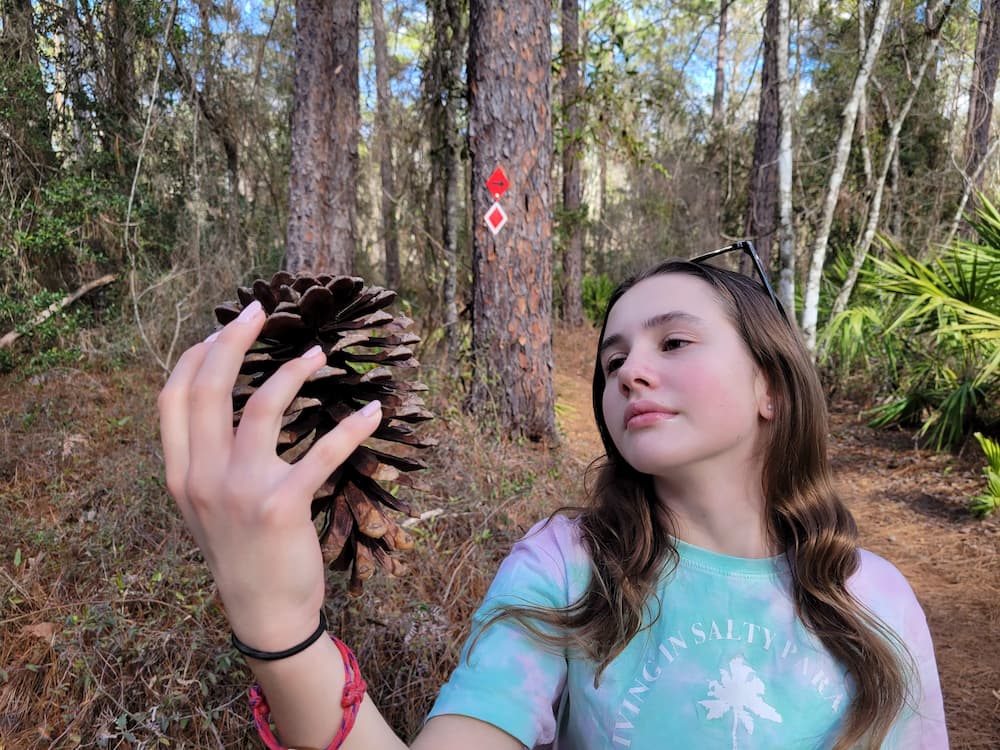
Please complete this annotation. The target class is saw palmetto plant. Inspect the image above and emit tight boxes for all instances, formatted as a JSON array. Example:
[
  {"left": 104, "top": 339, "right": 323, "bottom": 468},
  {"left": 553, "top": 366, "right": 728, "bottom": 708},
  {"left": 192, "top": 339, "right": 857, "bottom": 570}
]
[{"left": 215, "top": 272, "right": 435, "bottom": 595}]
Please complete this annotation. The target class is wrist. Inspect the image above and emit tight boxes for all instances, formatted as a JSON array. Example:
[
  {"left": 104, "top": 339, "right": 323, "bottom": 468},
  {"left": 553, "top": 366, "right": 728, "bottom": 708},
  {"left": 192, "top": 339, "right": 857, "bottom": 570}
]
[
  {"left": 229, "top": 609, "right": 326, "bottom": 655},
  {"left": 233, "top": 611, "right": 327, "bottom": 662}
]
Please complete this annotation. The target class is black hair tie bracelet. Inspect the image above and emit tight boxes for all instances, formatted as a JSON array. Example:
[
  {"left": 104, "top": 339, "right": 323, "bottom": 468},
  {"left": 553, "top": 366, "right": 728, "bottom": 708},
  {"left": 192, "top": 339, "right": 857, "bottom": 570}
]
[{"left": 232, "top": 610, "right": 328, "bottom": 661}]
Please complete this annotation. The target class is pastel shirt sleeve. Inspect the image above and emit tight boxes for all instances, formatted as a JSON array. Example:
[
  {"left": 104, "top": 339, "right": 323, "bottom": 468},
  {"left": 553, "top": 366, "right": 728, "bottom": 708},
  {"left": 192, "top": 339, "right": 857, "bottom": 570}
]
[
  {"left": 427, "top": 517, "right": 580, "bottom": 747},
  {"left": 852, "top": 550, "right": 949, "bottom": 749}
]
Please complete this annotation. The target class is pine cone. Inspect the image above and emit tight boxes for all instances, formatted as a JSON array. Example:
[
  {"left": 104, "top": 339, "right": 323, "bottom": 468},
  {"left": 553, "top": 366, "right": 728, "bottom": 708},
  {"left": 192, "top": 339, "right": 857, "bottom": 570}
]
[{"left": 214, "top": 272, "right": 435, "bottom": 595}]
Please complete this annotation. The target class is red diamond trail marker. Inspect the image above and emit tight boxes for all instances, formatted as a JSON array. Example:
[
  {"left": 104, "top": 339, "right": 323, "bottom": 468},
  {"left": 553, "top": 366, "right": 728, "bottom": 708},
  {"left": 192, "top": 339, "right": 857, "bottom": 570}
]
[
  {"left": 486, "top": 167, "right": 510, "bottom": 200},
  {"left": 485, "top": 202, "right": 508, "bottom": 235}
]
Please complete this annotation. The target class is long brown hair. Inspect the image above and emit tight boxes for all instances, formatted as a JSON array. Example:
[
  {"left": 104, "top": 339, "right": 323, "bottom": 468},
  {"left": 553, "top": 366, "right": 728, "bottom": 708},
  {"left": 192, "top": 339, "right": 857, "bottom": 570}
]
[{"left": 484, "top": 259, "right": 912, "bottom": 750}]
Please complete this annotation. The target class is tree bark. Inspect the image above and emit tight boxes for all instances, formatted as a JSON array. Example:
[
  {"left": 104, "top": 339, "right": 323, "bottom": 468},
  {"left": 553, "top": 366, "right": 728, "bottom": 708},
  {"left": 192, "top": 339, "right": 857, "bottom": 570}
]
[
  {"left": 964, "top": 0, "right": 1000, "bottom": 186},
  {"left": 286, "top": 0, "right": 358, "bottom": 276},
  {"left": 800, "top": 0, "right": 891, "bottom": 351},
  {"left": 560, "top": 0, "right": 584, "bottom": 326},
  {"left": 705, "top": 0, "right": 729, "bottom": 243},
  {"left": 426, "top": 0, "right": 466, "bottom": 363},
  {"left": 745, "top": 0, "right": 780, "bottom": 269},
  {"left": 467, "top": 0, "right": 557, "bottom": 442},
  {"left": 776, "top": 0, "right": 795, "bottom": 318},
  {"left": 712, "top": 0, "right": 728, "bottom": 129},
  {"left": 371, "top": 0, "right": 400, "bottom": 290}
]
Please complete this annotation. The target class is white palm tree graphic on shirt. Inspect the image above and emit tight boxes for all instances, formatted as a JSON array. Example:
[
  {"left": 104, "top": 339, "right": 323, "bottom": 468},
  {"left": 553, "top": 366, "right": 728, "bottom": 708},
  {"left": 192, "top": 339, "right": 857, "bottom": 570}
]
[{"left": 698, "top": 656, "right": 783, "bottom": 750}]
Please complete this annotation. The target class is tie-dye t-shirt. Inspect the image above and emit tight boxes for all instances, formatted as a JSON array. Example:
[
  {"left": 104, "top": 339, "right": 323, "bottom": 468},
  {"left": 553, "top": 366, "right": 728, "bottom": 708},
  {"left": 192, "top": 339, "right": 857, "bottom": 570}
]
[{"left": 428, "top": 515, "right": 948, "bottom": 749}]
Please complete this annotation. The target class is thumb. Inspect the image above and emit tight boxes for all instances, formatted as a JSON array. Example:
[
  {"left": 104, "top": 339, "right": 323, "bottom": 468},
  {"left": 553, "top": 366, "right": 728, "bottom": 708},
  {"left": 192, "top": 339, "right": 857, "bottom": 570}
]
[{"left": 286, "top": 400, "right": 383, "bottom": 497}]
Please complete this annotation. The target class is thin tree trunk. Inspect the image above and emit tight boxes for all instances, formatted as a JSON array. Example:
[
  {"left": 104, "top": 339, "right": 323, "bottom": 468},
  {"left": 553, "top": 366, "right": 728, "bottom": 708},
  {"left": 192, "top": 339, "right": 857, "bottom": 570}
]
[
  {"left": 371, "top": 0, "right": 400, "bottom": 290},
  {"left": 712, "top": 0, "right": 728, "bottom": 128},
  {"left": 595, "top": 144, "right": 608, "bottom": 272},
  {"left": 857, "top": 0, "right": 873, "bottom": 189},
  {"left": 943, "top": 136, "right": 1000, "bottom": 248},
  {"left": 424, "top": 0, "right": 465, "bottom": 363},
  {"left": 560, "top": 0, "right": 584, "bottom": 326},
  {"left": 63, "top": 0, "right": 89, "bottom": 157},
  {"left": 706, "top": 0, "right": 729, "bottom": 242},
  {"left": 889, "top": 139, "right": 901, "bottom": 237},
  {"left": 964, "top": 0, "right": 1000, "bottom": 186},
  {"left": 800, "top": 0, "right": 892, "bottom": 351},
  {"left": 745, "top": 0, "right": 780, "bottom": 269},
  {"left": 286, "top": 0, "right": 358, "bottom": 276},
  {"left": 430, "top": 0, "right": 465, "bottom": 363},
  {"left": 776, "top": 0, "right": 795, "bottom": 318},
  {"left": 829, "top": 0, "right": 952, "bottom": 319},
  {"left": 467, "top": 0, "right": 556, "bottom": 442}
]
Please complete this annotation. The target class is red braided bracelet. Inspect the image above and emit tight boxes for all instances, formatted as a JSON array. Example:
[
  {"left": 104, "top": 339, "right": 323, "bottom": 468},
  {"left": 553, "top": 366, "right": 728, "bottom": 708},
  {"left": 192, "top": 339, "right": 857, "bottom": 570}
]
[{"left": 249, "top": 635, "right": 367, "bottom": 750}]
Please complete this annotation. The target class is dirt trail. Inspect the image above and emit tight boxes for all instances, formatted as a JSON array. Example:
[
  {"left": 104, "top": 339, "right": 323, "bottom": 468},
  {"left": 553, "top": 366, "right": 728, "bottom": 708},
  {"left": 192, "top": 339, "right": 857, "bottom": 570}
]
[{"left": 551, "top": 324, "right": 1000, "bottom": 749}]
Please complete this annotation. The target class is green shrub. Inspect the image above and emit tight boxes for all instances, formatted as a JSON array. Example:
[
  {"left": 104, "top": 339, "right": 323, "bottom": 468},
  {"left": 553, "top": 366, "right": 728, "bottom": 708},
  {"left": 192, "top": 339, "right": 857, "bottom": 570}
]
[
  {"left": 839, "top": 197, "right": 1000, "bottom": 451},
  {"left": 582, "top": 273, "right": 615, "bottom": 326},
  {"left": 970, "top": 432, "right": 1000, "bottom": 518}
]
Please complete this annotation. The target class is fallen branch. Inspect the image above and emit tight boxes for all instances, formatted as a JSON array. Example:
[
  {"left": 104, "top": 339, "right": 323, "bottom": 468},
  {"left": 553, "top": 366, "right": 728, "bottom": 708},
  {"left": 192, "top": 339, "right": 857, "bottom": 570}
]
[{"left": 0, "top": 273, "right": 117, "bottom": 350}]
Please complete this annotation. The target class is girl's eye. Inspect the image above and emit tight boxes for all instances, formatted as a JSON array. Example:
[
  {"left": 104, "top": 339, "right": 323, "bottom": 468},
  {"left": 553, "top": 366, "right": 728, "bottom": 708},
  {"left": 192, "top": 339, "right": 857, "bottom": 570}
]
[
  {"left": 605, "top": 355, "right": 624, "bottom": 374},
  {"left": 663, "top": 338, "right": 690, "bottom": 351}
]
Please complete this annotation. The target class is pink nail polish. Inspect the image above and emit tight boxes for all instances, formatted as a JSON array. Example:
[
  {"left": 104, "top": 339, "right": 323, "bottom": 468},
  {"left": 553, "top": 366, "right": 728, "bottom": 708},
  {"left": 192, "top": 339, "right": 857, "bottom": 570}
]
[
  {"left": 361, "top": 400, "right": 381, "bottom": 417},
  {"left": 302, "top": 345, "right": 324, "bottom": 359},
  {"left": 237, "top": 300, "right": 262, "bottom": 323}
]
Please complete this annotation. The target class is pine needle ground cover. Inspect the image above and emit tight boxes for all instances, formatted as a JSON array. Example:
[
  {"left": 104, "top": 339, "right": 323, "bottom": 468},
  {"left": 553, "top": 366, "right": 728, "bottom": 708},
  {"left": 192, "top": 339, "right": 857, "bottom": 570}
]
[{"left": 0, "top": 325, "right": 997, "bottom": 748}]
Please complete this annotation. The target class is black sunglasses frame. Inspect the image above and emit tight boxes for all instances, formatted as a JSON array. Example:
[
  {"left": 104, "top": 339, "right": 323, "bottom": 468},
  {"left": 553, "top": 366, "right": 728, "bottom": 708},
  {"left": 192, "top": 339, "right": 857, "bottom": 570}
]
[{"left": 690, "top": 240, "right": 790, "bottom": 324}]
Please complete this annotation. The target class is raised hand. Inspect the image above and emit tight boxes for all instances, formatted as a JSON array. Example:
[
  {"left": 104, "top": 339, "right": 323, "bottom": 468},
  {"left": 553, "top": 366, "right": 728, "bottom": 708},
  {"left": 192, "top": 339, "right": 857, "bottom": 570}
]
[{"left": 158, "top": 300, "right": 382, "bottom": 652}]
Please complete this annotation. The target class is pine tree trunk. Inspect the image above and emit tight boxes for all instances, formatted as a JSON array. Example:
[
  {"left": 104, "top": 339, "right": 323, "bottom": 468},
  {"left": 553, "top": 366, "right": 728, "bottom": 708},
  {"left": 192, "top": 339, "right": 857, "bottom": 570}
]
[
  {"left": 286, "top": 0, "right": 358, "bottom": 276},
  {"left": 776, "top": 0, "right": 795, "bottom": 318},
  {"left": 371, "top": 0, "right": 400, "bottom": 290},
  {"left": 426, "top": 0, "right": 466, "bottom": 364},
  {"left": 560, "top": 0, "right": 584, "bottom": 326},
  {"left": 965, "top": 0, "right": 1000, "bottom": 185},
  {"left": 745, "top": 0, "right": 780, "bottom": 269},
  {"left": 467, "top": 0, "right": 557, "bottom": 442},
  {"left": 800, "top": 0, "right": 891, "bottom": 351}
]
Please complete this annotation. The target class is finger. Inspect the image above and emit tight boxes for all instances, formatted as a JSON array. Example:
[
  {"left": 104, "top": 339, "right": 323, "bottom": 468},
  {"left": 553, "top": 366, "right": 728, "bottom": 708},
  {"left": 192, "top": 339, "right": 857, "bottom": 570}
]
[
  {"left": 159, "top": 336, "right": 215, "bottom": 501},
  {"left": 188, "top": 301, "right": 266, "bottom": 472},
  {"left": 286, "top": 400, "right": 383, "bottom": 499},
  {"left": 232, "top": 344, "right": 328, "bottom": 461}
]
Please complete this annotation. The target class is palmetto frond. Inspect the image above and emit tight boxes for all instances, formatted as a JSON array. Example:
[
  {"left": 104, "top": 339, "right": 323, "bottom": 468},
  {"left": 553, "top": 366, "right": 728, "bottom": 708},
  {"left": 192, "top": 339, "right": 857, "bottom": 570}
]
[{"left": 852, "top": 200, "right": 1000, "bottom": 452}]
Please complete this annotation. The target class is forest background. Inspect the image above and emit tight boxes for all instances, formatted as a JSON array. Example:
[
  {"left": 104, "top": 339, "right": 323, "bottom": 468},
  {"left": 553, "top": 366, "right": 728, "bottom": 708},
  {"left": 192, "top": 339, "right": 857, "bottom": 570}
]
[{"left": 1, "top": 0, "right": 999, "bottom": 747}]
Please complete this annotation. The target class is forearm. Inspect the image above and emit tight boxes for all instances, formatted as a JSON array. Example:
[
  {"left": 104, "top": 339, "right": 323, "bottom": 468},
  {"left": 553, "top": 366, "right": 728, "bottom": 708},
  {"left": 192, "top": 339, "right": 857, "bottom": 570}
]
[{"left": 249, "top": 635, "right": 406, "bottom": 750}]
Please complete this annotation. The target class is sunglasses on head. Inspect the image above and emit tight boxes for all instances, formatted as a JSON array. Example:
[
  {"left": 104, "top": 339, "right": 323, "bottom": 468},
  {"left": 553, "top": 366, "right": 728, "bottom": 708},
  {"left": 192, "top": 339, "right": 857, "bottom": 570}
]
[{"left": 690, "top": 240, "right": 790, "bottom": 324}]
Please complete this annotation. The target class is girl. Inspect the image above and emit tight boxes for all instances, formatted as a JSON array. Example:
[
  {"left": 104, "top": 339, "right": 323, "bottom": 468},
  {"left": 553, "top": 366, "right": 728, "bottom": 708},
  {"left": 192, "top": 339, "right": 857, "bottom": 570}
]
[{"left": 159, "top": 248, "right": 948, "bottom": 749}]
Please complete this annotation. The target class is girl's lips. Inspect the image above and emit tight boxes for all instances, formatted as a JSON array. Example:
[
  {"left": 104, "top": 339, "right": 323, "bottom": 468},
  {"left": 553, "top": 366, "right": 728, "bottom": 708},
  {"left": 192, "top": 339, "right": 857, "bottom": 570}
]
[{"left": 626, "top": 410, "right": 677, "bottom": 430}]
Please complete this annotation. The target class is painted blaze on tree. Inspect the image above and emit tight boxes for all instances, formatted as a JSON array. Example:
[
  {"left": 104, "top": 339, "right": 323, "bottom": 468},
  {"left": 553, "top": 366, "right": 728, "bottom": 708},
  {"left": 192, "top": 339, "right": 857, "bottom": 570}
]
[{"left": 467, "top": 0, "right": 557, "bottom": 442}]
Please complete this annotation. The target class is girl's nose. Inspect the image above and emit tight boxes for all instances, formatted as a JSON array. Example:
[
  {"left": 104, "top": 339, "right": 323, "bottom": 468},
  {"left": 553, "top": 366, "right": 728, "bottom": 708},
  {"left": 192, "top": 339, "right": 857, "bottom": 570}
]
[{"left": 617, "top": 351, "right": 657, "bottom": 394}]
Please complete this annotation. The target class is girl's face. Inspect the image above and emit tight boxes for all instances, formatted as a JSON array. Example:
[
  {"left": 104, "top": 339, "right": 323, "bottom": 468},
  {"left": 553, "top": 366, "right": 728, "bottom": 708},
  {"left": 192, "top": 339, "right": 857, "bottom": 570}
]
[{"left": 599, "top": 273, "right": 772, "bottom": 477}]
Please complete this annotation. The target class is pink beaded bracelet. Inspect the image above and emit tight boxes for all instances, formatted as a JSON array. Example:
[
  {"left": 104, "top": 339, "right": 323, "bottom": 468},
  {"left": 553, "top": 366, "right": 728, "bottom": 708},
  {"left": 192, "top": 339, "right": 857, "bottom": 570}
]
[{"left": 248, "top": 635, "right": 367, "bottom": 750}]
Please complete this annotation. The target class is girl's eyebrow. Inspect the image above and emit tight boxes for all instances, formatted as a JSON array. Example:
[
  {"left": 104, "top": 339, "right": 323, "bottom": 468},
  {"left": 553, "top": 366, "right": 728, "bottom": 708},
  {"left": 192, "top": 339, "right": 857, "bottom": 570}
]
[{"left": 599, "top": 311, "right": 706, "bottom": 356}]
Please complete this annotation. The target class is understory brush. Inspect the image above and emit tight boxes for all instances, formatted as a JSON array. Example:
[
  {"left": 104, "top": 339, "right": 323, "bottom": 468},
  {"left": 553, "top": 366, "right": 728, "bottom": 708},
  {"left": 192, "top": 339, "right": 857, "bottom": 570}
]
[
  {"left": 820, "top": 199, "right": 1000, "bottom": 459},
  {"left": 0, "top": 355, "right": 578, "bottom": 747}
]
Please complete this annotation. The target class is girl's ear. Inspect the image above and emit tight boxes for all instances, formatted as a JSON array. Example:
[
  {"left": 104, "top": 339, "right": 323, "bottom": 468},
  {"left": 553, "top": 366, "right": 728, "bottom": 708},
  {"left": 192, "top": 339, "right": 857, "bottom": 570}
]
[{"left": 754, "top": 371, "right": 774, "bottom": 421}]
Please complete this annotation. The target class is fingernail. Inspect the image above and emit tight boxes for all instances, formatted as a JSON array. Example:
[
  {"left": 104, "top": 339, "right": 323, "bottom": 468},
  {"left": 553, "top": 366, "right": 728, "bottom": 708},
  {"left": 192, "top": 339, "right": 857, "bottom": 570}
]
[
  {"left": 361, "top": 400, "right": 381, "bottom": 417},
  {"left": 205, "top": 330, "right": 221, "bottom": 343},
  {"left": 236, "top": 300, "right": 262, "bottom": 323},
  {"left": 302, "top": 345, "right": 324, "bottom": 359}
]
